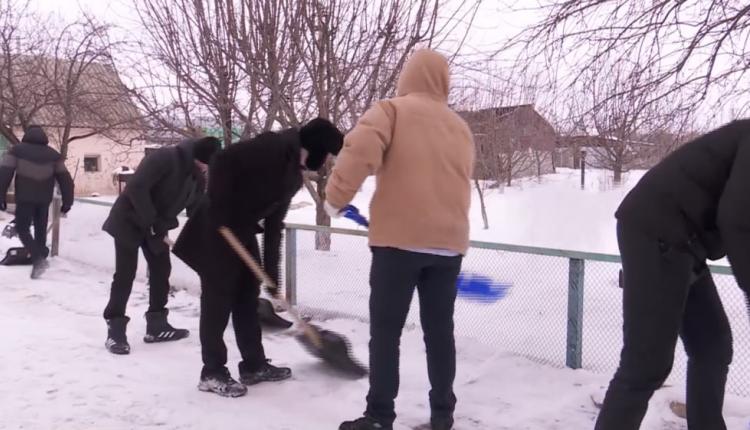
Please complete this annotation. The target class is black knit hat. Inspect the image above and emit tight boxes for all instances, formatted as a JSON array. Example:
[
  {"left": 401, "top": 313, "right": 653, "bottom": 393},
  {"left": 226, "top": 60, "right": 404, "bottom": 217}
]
[
  {"left": 299, "top": 117, "right": 344, "bottom": 171},
  {"left": 22, "top": 125, "right": 49, "bottom": 145},
  {"left": 192, "top": 137, "right": 221, "bottom": 164}
]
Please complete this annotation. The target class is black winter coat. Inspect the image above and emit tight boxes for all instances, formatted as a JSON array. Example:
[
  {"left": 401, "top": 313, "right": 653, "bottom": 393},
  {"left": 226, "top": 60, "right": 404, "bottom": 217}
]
[
  {"left": 0, "top": 127, "right": 74, "bottom": 208},
  {"left": 172, "top": 128, "right": 303, "bottom": 287},
  {"left": 616, "top": 118, "right": 750, "bottom": 293},
  {"left": 103, "top": 139, "right": 206, "bottom": 249}
]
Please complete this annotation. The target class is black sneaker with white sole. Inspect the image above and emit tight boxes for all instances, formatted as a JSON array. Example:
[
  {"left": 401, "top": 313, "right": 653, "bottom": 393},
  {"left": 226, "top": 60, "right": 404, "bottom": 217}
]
[
  {"left": 239, "top": 360, "right": 292, "bottom": 385},
  {"left": 143, "top": 310, "right": 189, "bottom": 343},
  {"left": 198, "top": 368, "right": 247, "bottom": 398}
]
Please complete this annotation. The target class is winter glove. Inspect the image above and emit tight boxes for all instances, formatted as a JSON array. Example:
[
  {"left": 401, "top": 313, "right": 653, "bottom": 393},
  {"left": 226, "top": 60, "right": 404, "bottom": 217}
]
[
  {"left": 265, "top": 284, "right": 280, "bottom": 299},
  {"left": 153, "top": 219, "right": 179, "bottom": 237},
  {"left": 0, "top": 200, "right": 6, "bottom": 211},
  {"left": 324, "top": 200, "right": 343, "bottom": 218},
  {"left": 61, "top": 204, "right": 71, "bottom": 214},
  {"left": 145, "top": 233, "right": 170, "bottom": 255}
]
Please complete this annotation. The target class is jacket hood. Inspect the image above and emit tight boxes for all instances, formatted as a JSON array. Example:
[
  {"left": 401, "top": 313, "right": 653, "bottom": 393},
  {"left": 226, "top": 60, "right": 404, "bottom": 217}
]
[
  {"left": 396, "top": 49, "right": 450, "bottom": 102},
  {"left": 21, "top": 126, "right": 49, "bottom": 145}
]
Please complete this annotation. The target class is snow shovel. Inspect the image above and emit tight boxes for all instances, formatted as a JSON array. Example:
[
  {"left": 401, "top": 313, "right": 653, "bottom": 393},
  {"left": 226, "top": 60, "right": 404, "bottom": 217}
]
[
  {"left": 218, "top": 226, "right": 367, "bottom": 377},
  {"left": 341, "top": 205, "right": 512, "bottom": 303},
  {"left": 1, "top": 218, "right": 59, "bottom": 265}
]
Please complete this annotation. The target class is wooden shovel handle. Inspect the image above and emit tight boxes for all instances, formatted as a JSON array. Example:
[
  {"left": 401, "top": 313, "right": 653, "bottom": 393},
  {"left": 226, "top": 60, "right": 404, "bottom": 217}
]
[{"left": 218, "top": 226, "right": 322, "bottom": 348}]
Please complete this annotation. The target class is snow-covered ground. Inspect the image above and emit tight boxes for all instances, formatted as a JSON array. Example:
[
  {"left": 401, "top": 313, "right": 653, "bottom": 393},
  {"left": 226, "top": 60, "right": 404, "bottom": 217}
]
[{"left": 1, "top": 168, "right": 749, "bottom": 429}]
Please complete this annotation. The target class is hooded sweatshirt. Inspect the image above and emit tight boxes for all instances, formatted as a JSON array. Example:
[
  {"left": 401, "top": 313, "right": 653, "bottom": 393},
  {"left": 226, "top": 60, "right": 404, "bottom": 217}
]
[
  {"left": 325, "top": 49, "right": 475, "bottom": 254},
  {"left": 0, "top": 126, "right": 74, "bottom": 208}
]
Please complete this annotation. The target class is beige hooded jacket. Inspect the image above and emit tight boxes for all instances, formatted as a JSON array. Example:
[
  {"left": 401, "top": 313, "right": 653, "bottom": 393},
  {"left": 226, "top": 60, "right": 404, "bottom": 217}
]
[{"left": 325, "top": 49, "right": 475, "bottom": 254}]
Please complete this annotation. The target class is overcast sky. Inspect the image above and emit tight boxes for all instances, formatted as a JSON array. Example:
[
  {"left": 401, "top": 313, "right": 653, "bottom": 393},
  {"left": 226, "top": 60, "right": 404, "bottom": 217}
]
[{"left": 25, "top": 0, "right": 744, "bottom": 127}]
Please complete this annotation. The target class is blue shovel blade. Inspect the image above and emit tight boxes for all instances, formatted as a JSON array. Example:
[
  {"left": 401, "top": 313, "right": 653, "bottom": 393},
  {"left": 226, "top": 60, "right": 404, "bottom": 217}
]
[{"left": 456, "top": 272, "right": 512, "bottom": 303}]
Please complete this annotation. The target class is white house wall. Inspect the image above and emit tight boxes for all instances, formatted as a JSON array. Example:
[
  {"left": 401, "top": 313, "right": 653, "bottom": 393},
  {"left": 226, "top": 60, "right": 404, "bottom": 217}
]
[{"left": 36, "top": 128, "right": 148, "bottom": 196}]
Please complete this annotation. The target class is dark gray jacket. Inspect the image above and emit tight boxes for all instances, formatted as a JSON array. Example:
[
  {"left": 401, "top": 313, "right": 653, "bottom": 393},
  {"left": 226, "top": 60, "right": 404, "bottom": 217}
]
[
  {"left": 103, "top": 139, "right": 207, "bottom": 249},
  {"left": 0, "top": 126, "right": 74, "bottom": 209}
]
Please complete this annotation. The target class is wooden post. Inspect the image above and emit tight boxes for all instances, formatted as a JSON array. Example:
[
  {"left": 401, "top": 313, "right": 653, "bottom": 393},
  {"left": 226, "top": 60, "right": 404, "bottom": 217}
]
[
  {"left": 580, "top": 149, "right": 587, "bottom": 190},
  {"left": 51, "top": 192, "right": 61, "bottom": 257}
]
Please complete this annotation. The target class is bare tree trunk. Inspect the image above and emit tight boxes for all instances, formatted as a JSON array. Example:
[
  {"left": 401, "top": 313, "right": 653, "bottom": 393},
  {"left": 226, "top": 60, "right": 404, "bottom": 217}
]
[
  {"left": 614, "top": 161, "right": 622, "bottom": 184},
  {"left": 474, "top": 178, "right": 489, "bottom": 230},
  {"left": 314, "top": 173, "right": 331, "bottom": 251}
]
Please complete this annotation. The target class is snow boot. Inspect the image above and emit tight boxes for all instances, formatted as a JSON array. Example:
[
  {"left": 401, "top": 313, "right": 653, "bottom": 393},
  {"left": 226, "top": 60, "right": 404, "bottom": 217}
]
[
  {"left": 143, "top": 309, "right": 189, "bottom": 343},
  {"left": 105, "top": 316, "right": 131, "bottom": 355},
  {"left": 430, "top": 416, "right": 454, "bottom": 430},
  {"left": 30, "top": 259, "right": 49, "bottom": 279},
  {"left": 238, "top": 360, "right": 292, "bottom": 385},
  {"left": 339, "top": 417, "right": 393, "bottom": 430},
  {"left": 198, "top": 367, "right": 247, "bottom": 398}
]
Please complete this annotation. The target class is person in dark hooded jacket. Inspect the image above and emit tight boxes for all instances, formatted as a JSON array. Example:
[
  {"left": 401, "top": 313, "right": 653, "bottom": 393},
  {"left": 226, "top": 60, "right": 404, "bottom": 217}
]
[
  {"left": 101, "top": 136, "right": 221, "bottom": 355},
  {"left": 595, "top": 119, "right": 750, "bottom": 430},
  {"left": 0, "top": 125, "right": 74, "bottom": 279},
  {"left": 172, "top": 117, "right": 343, "bottom": 398}
]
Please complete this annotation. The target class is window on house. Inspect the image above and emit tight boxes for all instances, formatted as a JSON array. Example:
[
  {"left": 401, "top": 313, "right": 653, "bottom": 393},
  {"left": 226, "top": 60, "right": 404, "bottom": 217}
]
[{"left": 84, "top": 155, "right": 101, "bottom": 172}]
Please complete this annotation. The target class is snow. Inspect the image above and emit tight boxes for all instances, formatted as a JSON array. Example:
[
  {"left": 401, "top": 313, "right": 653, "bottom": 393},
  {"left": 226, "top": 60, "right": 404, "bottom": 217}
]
[{"left": 1, "top": 168, "right": 749, "bottom": 429}]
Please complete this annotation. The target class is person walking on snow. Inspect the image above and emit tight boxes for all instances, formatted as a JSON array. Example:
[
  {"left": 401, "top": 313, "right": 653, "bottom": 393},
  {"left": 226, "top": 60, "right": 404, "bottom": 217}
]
[
  {"left": 172, "top": 118, "right": 343, "bottom": 398},
  {"left": 101, "top": 136, "right": 221, "bottom": 355},
  {"left": 326, "top": 49, "right": 475, "bottom": 430},
  {"left": 0, "top": 125, "right": 74, "bottom": 279},
  {"left": 595, "top": 119, "right": 750, "bottom": 430}
]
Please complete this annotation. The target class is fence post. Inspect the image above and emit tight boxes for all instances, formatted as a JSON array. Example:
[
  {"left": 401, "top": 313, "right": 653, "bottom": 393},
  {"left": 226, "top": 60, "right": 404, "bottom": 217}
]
[
  {"left": 567, "top": 258, "right": 584, "bottom": 369},
  {"left": 285, "top": 227, "right": 297, "bottom": 306},
  {"left": 50, "top": 192, "right": 62, "bottom": 257}
]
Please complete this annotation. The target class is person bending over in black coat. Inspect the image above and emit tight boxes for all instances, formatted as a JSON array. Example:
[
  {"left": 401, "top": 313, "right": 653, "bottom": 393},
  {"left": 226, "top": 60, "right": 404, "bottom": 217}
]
[
  {"left": 101, "top": 137, "right": 221, "bottom": 355},
  {"left": 0, "top": 125, "right": 74, "bottom": 279},
  {"left": 595, "top": 119, "right": 750, "bottom": 430},
  {"left": 172, "top": 118, "right": 343, "bottom": 398}
]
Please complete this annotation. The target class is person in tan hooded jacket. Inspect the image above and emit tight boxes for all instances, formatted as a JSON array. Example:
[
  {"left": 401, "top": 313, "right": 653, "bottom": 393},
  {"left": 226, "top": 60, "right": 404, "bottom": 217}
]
[{"left": 327, "top": 49, "right": 474, "bottom": 430}]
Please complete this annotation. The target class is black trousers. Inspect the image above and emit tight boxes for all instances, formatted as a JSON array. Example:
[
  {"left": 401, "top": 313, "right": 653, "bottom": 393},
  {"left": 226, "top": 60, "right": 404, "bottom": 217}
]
[
  {"left": 365, "top": 247, "right": 462, "bottom": 425},
  {"left": 14, "top": 202, "right": 49, "bottom": 262},
  {"left": 595, "top": 222, "right": 732, "bottom": 430},
  {"left": 103, "top": 239, "right": 171, "bottom": 320},
  {"left": 199, "top": 236, "right": 266, "bottom": 376}
]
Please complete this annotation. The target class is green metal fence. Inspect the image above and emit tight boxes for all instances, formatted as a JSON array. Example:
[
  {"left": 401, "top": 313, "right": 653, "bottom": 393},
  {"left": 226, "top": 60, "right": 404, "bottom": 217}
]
[{"left": 283, "top": 223, "right": 750, "bottom": 397}]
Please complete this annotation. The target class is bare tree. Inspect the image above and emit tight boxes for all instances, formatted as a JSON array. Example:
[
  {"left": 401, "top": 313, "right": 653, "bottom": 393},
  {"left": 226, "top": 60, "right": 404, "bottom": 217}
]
[
  {"left": 132, "top": 0, "right": 245, "bottom": 147},
  {"left": 566, "top": 61, "right": 693, "bottom": 183},
  {"left": 508, "top": 1, "right": 750, "bottom": 121},
  {"left": 0, "top": 0, "right": 53, "bottom": 144},
  {"left": 0, "top": 5, "right": 143, "bottom": 157},
  {"left": 129, "top": 0, "right": 481, "bottom": 249}
]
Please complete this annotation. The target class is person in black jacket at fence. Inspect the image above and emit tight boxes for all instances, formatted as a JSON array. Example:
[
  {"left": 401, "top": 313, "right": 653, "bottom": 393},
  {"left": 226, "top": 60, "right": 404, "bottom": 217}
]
[
  {"left": 595, "top": 119, "right": 750, "bottom": 430},
  {"left": 172, "top": 118, "right": 343, "bottom": 398},
  {"left": 101, "top": 136, "right": 221, "bottom": 355},
  {"left": 0, "top": 125, "right": 74, "bottom": 279}
]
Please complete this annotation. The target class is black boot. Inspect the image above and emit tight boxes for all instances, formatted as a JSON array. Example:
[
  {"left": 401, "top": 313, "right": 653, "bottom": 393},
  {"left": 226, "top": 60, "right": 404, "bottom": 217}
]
[
  {"left": 430, "top": 416, "right": 454, "bottom": 430},
  {"left": 239, "top": 360, "right": 292, "bottom": 385},
  {"left": 339, "top": 417, "right": 392, "bottom": 430},
  {"left": 143, "top": 309, "right": 189, "bottom": 343},
  {"left": 30, "top": 258, "right": 49, "bottom": 280},
  {"left": 105, "top": 316, "right": 131, "bottom": 355}
]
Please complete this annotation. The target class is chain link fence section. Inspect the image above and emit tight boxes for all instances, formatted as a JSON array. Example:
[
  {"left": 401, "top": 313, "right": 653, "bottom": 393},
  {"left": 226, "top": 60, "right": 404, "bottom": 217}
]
[{"left": 286, "top": 224, "right": 750, "bottom": 397}]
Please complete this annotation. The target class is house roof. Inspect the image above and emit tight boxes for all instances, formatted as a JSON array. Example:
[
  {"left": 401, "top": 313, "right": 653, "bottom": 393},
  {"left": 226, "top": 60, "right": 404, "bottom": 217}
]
[
  {"left": 558, "top": 134, "right": 654, "bottom": 148},
  {"left": 5, "top": 56, "right": 141, "bottom": 129},
  {"left": 457, "top": 104, "right": 531, "bottom": 124}
]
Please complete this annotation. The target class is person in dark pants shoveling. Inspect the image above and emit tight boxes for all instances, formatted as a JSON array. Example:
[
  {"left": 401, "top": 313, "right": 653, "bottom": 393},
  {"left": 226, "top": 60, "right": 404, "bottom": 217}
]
[
  {"left": 0, "top": 125, "right": 74, "bottom": 279},
  {"left": 172, "top": 118, "right": 343, "bottom": 398},
  {"left": 326, "top": 49, "right": 475, "bottom": 430},
  {"left": 101, "top": 137, "right": 221, "bottom": 355},
  {"left": 595, "top": 119, "right": 750, "bottom": 430}
]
